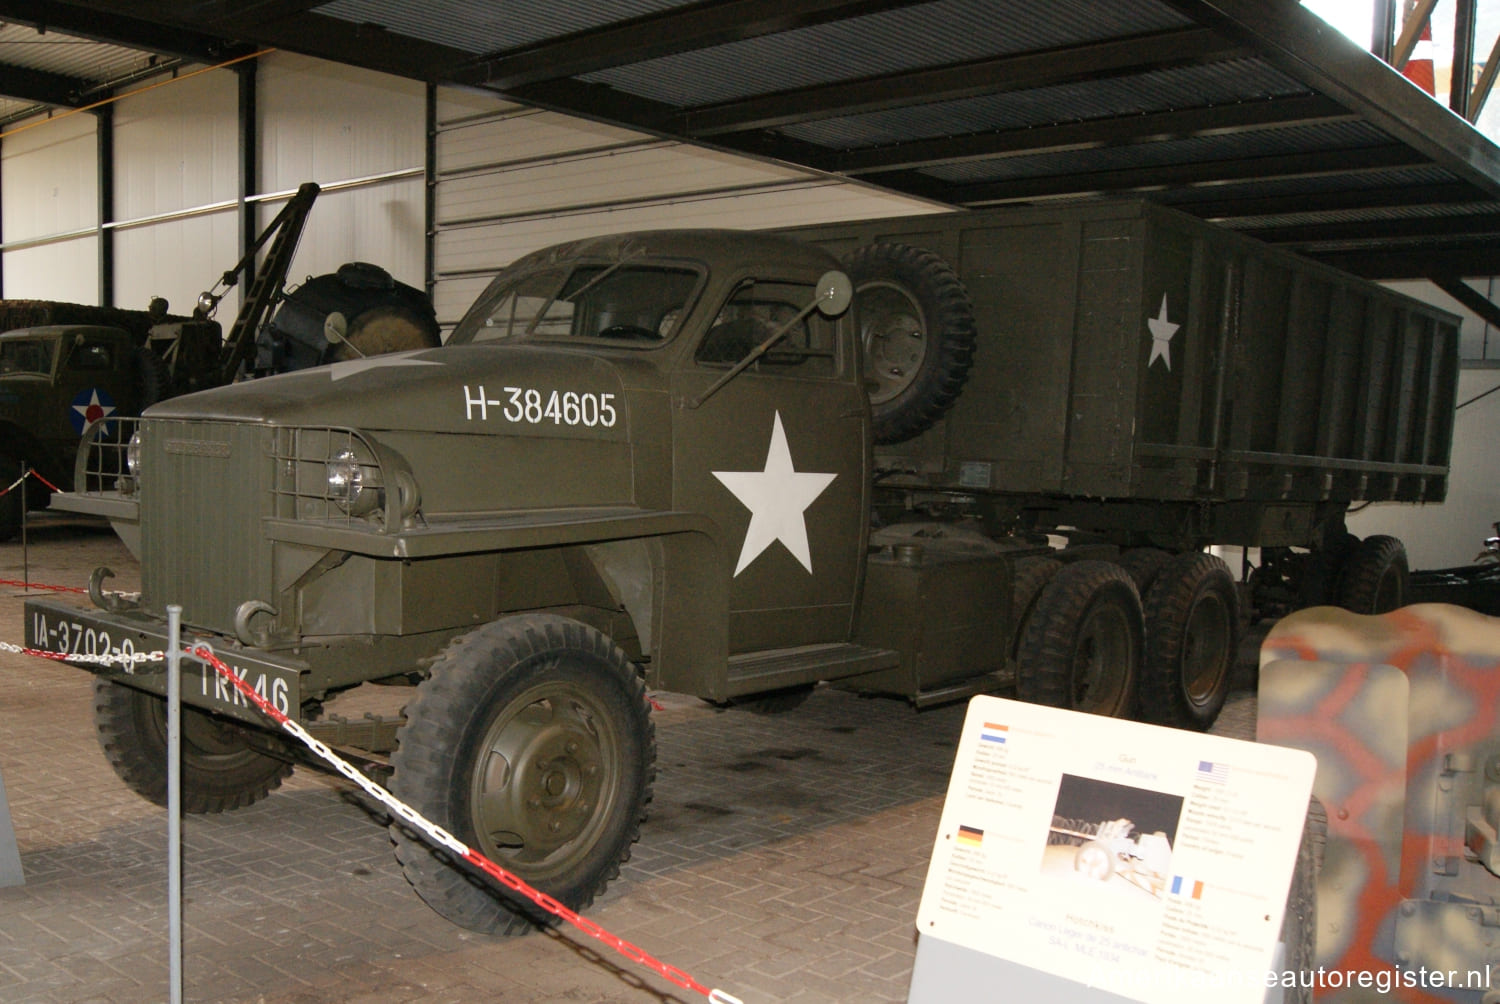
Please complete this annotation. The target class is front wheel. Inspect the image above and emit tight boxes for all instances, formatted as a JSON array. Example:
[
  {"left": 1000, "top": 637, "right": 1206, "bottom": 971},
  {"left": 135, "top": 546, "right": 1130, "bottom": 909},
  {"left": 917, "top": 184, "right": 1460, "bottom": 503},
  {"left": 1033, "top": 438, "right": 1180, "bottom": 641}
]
[
  {"left": 389, "top": 614, "right": 655, "bottom": 934},
  {"left": 93, "top": 678, "right": 293, "bottom": 813},
  {"left": 1017, "top": 561, "right": 1142, "bottom": 718}
]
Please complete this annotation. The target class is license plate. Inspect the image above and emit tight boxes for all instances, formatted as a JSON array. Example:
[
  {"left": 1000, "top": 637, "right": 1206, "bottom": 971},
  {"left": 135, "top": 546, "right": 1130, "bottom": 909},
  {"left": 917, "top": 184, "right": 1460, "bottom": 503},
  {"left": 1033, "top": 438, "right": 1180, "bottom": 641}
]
[{"left": 25, "top": 604, "right": 303, "bottom": 727}]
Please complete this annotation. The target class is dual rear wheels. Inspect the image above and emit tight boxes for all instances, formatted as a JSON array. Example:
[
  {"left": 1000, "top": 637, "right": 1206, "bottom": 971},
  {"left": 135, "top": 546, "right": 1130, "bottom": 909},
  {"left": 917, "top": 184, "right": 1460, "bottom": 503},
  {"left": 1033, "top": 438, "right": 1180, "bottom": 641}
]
[{"left": 1014, "top": 552, "right": 1239, "bottom": 730}]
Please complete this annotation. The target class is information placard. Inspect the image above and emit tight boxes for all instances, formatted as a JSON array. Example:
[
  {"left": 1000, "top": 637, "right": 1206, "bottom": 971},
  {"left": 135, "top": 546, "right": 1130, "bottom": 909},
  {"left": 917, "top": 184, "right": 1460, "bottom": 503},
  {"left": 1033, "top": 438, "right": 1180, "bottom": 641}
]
[{"left": 914, "top": 696, "right": 1314, "bottom": 1004}]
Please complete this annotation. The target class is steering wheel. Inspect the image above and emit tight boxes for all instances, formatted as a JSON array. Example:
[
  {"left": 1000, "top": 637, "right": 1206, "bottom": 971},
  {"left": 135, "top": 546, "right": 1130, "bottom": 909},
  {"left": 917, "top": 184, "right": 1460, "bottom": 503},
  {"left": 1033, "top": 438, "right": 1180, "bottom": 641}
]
[{"left": 597, "top": 324, "right": 657, "bottom": 342}]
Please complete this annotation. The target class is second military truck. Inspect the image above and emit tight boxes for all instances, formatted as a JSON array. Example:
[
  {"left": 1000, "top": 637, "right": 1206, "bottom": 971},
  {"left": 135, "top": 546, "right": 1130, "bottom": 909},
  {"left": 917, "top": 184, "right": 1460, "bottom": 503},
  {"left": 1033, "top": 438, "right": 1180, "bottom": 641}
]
[{"left": 25, "top": 200, "right": 1458, "bottom": 933}]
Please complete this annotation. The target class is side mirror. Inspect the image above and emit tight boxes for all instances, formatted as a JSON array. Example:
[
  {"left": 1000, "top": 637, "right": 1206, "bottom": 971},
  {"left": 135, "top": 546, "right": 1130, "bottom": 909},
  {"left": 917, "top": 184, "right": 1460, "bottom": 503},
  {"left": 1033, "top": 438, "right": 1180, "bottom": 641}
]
[{"left": 815, "top": 270, "right": 854, "bottom": 316}]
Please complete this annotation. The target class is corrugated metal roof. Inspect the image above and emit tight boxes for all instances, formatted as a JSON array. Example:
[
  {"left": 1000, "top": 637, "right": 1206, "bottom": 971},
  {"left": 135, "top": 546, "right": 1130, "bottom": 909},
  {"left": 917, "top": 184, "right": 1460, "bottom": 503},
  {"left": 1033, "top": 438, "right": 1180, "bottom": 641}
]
[
  {"left": 579, "top": 0, "right": 1192, "bottom": 107},
  {"left": 318, "top": 0, "right": 698, "bottom": 56},
  {"left": 4, "top": 0, "right": 1500, "bottom": 278},
  {"left": 780, "top": 58, "right": 1310, "bottom": 149}
]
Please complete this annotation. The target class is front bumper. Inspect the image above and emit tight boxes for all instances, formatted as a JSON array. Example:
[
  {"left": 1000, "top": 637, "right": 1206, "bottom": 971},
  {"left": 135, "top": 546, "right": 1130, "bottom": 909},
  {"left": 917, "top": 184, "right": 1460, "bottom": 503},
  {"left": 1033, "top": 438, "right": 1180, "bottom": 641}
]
[{"left": 24, "top": 595, "right": 305, "bottom": 729}]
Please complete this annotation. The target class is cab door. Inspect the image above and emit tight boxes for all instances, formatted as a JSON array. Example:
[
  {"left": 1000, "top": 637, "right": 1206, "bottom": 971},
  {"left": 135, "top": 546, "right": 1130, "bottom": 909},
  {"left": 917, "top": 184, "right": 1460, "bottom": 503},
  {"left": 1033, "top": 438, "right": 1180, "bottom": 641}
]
[{"left": 670, "top": 274, "right": 869, "bottom": 653}]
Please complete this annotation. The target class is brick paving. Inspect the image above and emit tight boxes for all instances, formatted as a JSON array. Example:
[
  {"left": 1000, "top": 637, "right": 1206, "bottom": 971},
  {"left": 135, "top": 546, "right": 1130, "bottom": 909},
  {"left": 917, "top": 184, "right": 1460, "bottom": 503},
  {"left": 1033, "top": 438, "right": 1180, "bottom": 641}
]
[{"left": 1, "top": 517, "right": 1256, "bottom": 1004}]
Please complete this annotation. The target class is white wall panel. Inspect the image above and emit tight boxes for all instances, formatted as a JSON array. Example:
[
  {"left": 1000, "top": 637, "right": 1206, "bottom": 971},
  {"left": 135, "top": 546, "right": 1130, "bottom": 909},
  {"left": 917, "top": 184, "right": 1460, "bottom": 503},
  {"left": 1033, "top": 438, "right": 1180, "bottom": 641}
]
[
  {"left": 259, "top": 53, "right": 424, "bottom": 189},
  {"left": 1, "top": 111, "right": 97, "bottom": 241},
  {"left": 1, "top": 111, "right": 98, "bottom": 300},
  {"left": 114, "top": 214, "right": 242, "bottom": 319},
  {"left": 2, "top": 237, "right": 99, "bottom": 302},
  {"left": 439, "top": 109, "right": 647, "bottom": 174},
  {"left": 258, "top": 177, "right": 426, "bottom": 289},
  {"left": 257, "top": 53, "right": 425, "bottom": 287},
  {"left": 115, "top": 66, "right": 239, "bottom": 219}
]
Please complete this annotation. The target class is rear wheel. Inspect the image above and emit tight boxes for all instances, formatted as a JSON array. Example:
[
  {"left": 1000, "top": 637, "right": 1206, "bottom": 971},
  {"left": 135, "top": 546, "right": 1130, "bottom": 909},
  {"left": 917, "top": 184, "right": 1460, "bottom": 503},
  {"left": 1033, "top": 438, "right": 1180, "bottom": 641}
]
[
  {"left": 1138, "top": 553, "right": 1239, "bottom": 730},
  {"left": 92, "top": 678, "right": 293, "bottom": 813},
  {"left": 390, "top": 614, "right": 654, "bottom": 934},
  {"left": 1117, "top": 547, "right": 1173, "bottom": 597},
  {"left": 1017, "top": 561, "right": 1142, "bottom": 717},
  {"left": 1337, "top": 535, "right": 1408, "bottom": 614},
  {"left": 1010, "top": 556, "right": 1062, "bottom": 661}
]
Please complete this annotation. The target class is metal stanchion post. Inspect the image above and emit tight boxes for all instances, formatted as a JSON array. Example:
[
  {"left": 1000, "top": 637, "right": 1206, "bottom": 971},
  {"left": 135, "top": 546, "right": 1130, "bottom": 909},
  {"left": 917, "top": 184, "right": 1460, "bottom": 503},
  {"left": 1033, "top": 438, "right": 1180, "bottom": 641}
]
[
  {"left": 20, "top": 466, "right": 28, "bottom": 592},
  {"left": 166, "top": 605, "right": 183, "bottom": 1004}
]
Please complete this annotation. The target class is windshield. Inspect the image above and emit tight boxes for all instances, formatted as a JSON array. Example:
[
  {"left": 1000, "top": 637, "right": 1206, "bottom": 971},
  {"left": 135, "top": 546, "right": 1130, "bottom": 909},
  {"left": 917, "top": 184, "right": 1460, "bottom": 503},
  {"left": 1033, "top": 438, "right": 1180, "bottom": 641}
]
[
  {"left": 0, "top": 337, "right": 56, "bottom": 375},
  {"left": 450, "top": 262, "right": 703, "bottom": 346}
]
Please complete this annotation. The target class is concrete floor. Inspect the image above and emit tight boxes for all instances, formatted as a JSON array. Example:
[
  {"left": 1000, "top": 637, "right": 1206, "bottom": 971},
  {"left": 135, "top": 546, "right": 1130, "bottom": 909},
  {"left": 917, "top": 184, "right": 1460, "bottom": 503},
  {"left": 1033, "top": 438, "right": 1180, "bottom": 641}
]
[{"left": 0, "top": 516, "right": 1256, "bottom": 1004}]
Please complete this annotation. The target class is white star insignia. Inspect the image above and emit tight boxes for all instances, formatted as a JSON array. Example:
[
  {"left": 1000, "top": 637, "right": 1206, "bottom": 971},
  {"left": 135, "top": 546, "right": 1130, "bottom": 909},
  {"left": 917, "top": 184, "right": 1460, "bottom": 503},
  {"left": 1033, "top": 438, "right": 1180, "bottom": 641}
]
[
  {"left": 1146, "top": 294, "right": 1180, "bottom": 371},
  {"left": 72, "top": 389, "right": 116, "bottom": 424},
  {"left": 712, "top": 411, "right": 837, "bottom": 576},
  {"left": 328, "top": 353, "right": 444, "bottom": 381}
]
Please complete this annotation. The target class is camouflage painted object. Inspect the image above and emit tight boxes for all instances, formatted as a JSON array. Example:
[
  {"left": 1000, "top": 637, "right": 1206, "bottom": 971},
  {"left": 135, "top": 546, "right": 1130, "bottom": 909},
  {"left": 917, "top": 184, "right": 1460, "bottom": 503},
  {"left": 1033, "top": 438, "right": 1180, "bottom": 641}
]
[{"left": 1259, "top": 604, "right": 1500, "bottom": 1003}]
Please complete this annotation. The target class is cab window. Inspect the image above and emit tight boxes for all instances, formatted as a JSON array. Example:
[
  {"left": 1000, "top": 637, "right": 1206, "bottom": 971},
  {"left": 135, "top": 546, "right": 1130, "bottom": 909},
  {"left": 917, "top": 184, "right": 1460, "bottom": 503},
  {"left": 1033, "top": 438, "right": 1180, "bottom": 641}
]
[
  {"left": 0, "top": 338, "right": 55, "bottom": 375},
  {"left": 69, "top": 340, "right": 114, "bottom": 371},
  {"left": 695, "top": 279, "right": 837, "bottom": 378},
  {"left": 453, "top": 263, "right": 702, "bottom": 345}
]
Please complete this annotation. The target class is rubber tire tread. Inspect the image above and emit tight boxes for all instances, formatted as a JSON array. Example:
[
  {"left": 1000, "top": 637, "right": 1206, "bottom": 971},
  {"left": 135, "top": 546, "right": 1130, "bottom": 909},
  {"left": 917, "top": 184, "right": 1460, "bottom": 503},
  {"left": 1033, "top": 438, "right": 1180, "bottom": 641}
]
[
  {"left": 1138, "top": 552, "right": 1239, "bottom": 731},
  {"left": 1279, "top": 797, "right": 1327, "bottom": 1004},
  {"left": 841, "top": 242, "right": 977, "bottom": 444},
  {"left": 92, "top": 678, "right": 293, "bottom": 813},
  {"left": 1016, "top": 560, "right": 1142, "bottom": 717},
  {"left": 389, "top": 613, "right": 655, "bottom": 935},
  {"left": 1336, "top": 534, "right": 1409, "bottom": 614},
  {"left": 1009, "top": 557, "right": 1062, "bottom": 661},
  {"left": 1116, "top": 547, "right": 1173, "bottom": 597}
]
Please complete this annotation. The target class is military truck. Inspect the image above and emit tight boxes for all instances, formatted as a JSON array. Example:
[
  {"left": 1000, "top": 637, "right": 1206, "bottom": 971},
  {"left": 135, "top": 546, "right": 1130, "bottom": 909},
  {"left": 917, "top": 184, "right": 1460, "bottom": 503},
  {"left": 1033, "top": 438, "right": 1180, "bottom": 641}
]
[
  {"left": 24, "top": 201, "right": 1458, "bottom": 934},
  {"left": 0, "top": 183, "right": 440, "bottom": 540}
]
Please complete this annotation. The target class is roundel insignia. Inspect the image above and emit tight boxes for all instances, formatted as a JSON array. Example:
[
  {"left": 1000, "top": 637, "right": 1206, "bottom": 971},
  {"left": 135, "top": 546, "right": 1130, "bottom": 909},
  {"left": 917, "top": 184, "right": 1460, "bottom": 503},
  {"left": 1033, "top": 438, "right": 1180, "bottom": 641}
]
[{"left": 69, "top": 387, "right": 117, "bottom": 435}]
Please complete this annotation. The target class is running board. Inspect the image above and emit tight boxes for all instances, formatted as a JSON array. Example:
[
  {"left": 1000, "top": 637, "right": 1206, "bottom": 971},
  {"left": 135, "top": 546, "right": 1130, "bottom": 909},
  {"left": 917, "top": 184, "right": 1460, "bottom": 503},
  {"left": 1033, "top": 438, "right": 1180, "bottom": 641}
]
[
  {"left": 726, "top": 643, "right": 900, "bottom": 698},
  {"left": 910, "top": 668, "right": 1015, "bottom": 709}
]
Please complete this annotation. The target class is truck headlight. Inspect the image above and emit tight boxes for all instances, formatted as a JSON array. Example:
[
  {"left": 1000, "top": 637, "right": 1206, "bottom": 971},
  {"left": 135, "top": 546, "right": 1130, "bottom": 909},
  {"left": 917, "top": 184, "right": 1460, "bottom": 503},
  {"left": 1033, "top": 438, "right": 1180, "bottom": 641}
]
[
  {"left": 326, "top": 448, "right": 382, "bottom": 516},
  {"left": 126, "top": 431, "right": 143, "bottom": 477}
]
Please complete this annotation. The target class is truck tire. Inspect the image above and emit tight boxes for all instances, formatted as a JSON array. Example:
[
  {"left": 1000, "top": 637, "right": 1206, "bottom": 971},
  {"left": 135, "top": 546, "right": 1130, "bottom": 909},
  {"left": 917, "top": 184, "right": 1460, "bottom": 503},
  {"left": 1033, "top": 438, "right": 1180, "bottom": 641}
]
[
  {"left": 1016, "top": 561, "right": 1142, "bottom": 718},
  {"left": 841, "top": 242, "right": 976, "bottom": 444},
  {"left": 92, "top": 678, "right": 293, "bottom": 813},
  {"left": 1116, "top": 547, "right": 1173, "bottom": 597},
  {"left": 1336, "top": 534, "right": 1408, "bottom": 614},
  {"left": 1138, "top": 553, "right": 1239, "bottom": 731},
  {"left": 336, "top": 304, "right": 442, "bottom": 360},
  {"left": 1010, "top": 556, "right": 1062, "bottom": 661},
  {"left": 1280, "top": 797, "right": 1327, "bottom": 1004},
  {"left": 389, "top": 613, "right": 655, "bottom": 934}
]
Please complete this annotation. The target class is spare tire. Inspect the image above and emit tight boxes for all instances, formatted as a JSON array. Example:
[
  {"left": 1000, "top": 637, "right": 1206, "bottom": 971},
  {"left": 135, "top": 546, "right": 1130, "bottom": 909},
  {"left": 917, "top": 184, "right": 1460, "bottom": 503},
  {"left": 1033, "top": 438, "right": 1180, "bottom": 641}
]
[
  {"left": 257, "top": 262, "right": 440, "bottom": 373},
  {"left": 841, "top": 243, "right": 976, "bottom": 444}
]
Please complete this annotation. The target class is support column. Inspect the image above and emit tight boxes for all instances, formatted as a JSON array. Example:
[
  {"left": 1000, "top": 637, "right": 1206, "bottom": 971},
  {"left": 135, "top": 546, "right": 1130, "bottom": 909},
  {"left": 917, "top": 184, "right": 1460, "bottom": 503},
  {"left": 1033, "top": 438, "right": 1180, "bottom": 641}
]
[
  {"left": 95, "top": 103, "right": 114, "bottom": 307},
  {"left": 425, "top": 83, "right": 437, "bottom": 305},
  {"left": 237, "top": 59, "right": 258, "bottom": 285},
  {"left": 1451, "top": 0, "right": 1477, "bottom": 118}
]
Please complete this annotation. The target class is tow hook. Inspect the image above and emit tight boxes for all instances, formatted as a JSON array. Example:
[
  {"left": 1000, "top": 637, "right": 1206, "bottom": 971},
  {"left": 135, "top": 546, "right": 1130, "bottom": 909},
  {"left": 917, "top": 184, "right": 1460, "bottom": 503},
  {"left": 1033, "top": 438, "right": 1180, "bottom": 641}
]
[{"left": 88, "top": 566, "right": 139, "bottom": 613}]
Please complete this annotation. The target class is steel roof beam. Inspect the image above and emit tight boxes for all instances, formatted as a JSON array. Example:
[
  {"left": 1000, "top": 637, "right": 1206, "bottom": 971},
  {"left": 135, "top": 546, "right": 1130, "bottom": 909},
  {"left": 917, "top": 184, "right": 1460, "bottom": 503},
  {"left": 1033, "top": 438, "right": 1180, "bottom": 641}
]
[
  {"left": 1161, "top": 0, "right": 1500, "bottom": 199},
  {"left": 0, "top": 62, "right": 94, "bottom": 108},
  {"left": 811, "top": 94, "right": 1352, "bottom": 174},
  {"left": 0, "top": 1, "right": 252, "bottom": 63},
  {"left": 1165, "top": 181, "right": 1484, "bottom": 219},
  {"left": 662, "top": 26, "right": 1248, "bottom": 136},
  {"left": 1244, "top": 213, "right": 1500, "bottom": 245},
  {"left": 946, "top": 144, "right": 1426, "bottom": 205},
  {"left": 1310, "top": 243, "right": 1500, "bottom": 279},
  {"left": 455, "top": 0, "right": 932, "bottom": 91}
]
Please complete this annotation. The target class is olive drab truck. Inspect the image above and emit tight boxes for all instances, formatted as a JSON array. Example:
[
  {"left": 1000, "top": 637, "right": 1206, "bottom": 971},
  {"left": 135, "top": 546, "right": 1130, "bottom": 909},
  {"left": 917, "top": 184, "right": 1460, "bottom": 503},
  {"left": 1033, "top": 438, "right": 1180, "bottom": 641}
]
[{"left": 24, "top": 200, "right": 1459, "bottom": 934}]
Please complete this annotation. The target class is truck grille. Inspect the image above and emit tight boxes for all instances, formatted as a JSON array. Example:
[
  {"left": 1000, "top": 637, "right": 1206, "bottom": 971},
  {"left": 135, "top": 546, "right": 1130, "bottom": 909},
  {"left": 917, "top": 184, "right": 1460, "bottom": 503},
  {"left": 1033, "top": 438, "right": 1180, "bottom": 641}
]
[{"left": 139, "top": 420, "right": 273, "bottom": 634}]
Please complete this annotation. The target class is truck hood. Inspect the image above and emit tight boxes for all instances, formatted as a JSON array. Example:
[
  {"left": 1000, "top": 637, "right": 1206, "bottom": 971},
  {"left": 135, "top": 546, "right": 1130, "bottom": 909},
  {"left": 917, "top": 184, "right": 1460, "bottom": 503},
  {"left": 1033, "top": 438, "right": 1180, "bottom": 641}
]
[{"left": 146, "top": 345, "right": 637, "bottom": 435}]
